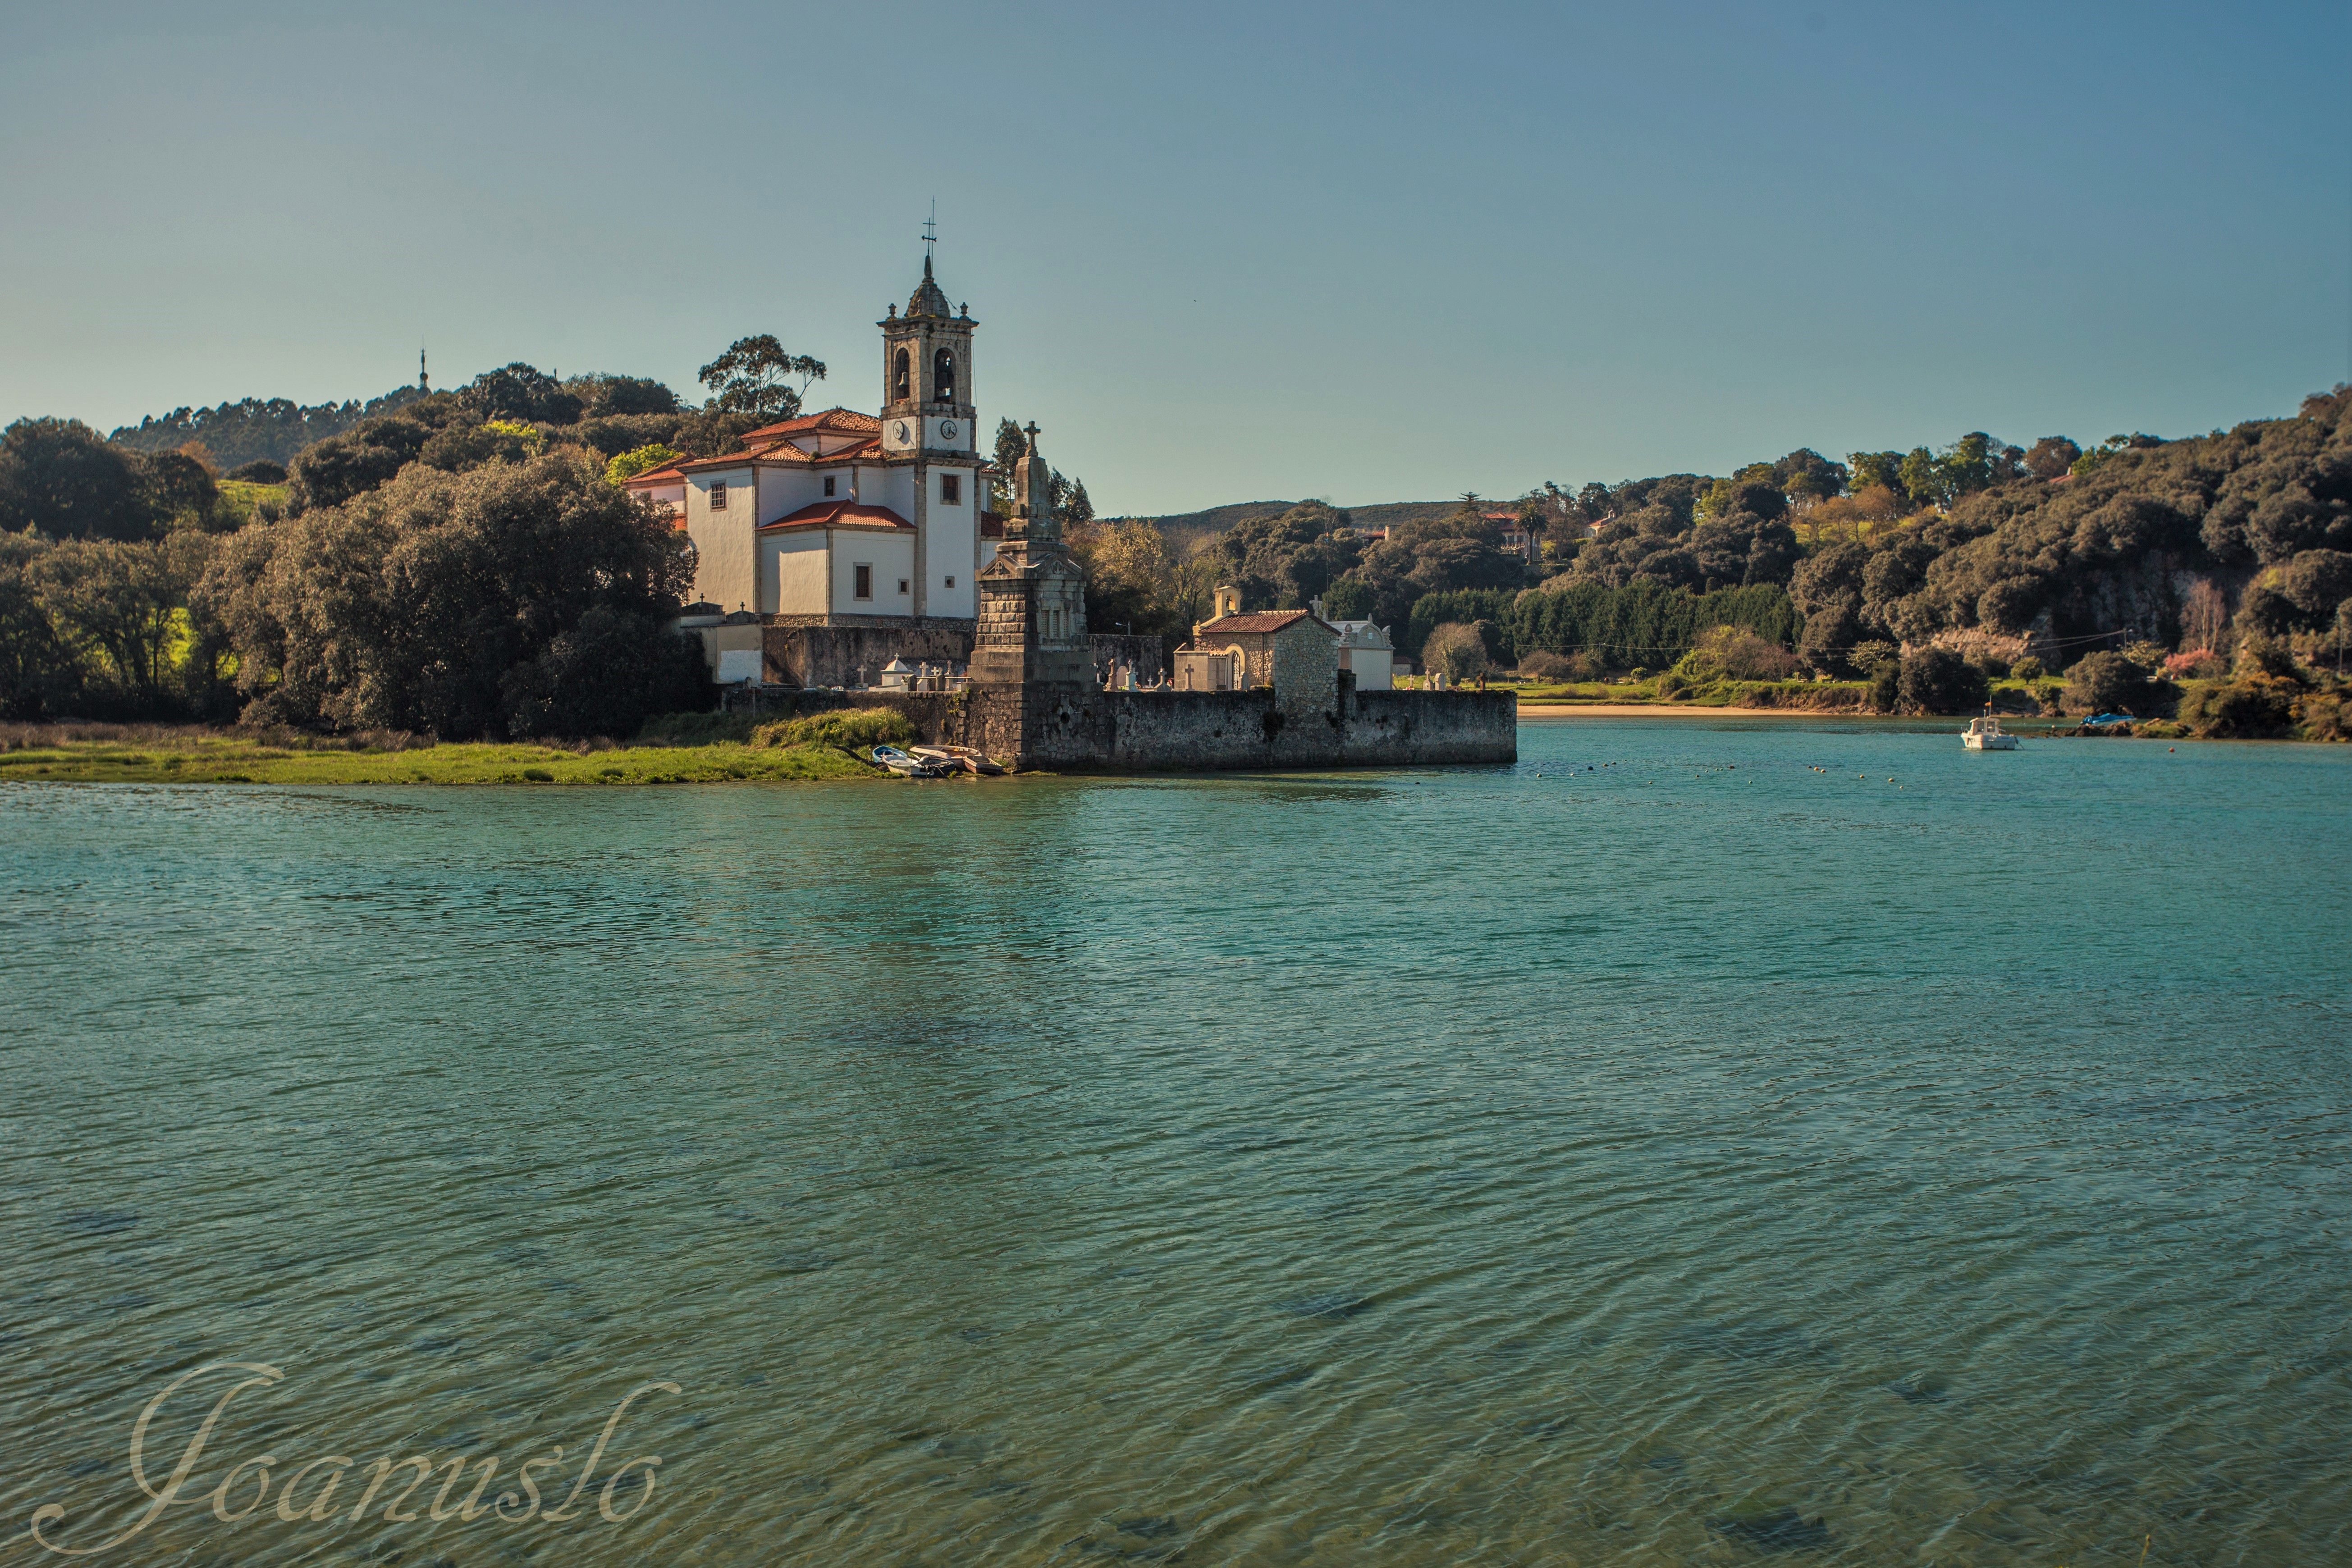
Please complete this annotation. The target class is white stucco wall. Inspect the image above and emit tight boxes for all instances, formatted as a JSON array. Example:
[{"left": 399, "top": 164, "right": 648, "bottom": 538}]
[
  {"left": 626, "top": 478, "right": 686, "bottom": 516},
  {"left": 757, "top": 465, "right": 822, "bottom": 526},
  {"left": 685, "top": 466, "right": 756, "bottom": 613},
  {"left": 872, "top": 465, "right": 916, "bottom": 520},
  {"left": 769, "top": 532, "right": 829, "bottom": 616},
  {"left": 1340, "top": 645, "right": 1394, "bottom": 689},
  {"left": 833, "top": 531, "right": 915, "bottom": 616},
  {"left": 926, "top": 465, "right": 978, "bottom": 618}
]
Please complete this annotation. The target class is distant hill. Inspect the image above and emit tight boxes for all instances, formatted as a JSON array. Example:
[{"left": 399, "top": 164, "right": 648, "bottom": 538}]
[
  {"left": 110, "top": 385, "right": 426, "bottom": 470},
  {"left": 1113, "top": 498, "right": 1464, "bottom": 554}
]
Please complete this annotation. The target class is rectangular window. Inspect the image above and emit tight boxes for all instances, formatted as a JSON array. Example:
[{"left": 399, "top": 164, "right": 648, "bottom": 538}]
[
  {"left": 944, "top": 575, "right": 956, "bottom": 589},
  {"left": 710, "top": 481, "right": 728, "bottom": 510},
  {"left": 824, "top": 475, "right": 837, "bottom": 497},
  {"left": 854, "top": 563, "right": 872, "bottom": 600},
  {"left": 898, "top": 578, "right": 910, "bottom": 595},
  {"left": 940, "top": 474, "right": 961, "bottom": 505}
]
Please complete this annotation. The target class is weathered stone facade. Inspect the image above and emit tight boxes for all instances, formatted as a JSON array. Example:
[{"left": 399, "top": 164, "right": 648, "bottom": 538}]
[
  {"left": 762, "top": 619, "right": 977, "bottom": 688},
  {"left": 1181, "top": 609, "right": 1340, "bottom": 707},
  {"left": 868, "top": 677, "right": 1516, "bottom": 772},
  {"left": 753, "top": 621, "right": 1163, "bottom": 689},
  {"left": 969, "top": 425, "right": 1093, "bottom": 687}
]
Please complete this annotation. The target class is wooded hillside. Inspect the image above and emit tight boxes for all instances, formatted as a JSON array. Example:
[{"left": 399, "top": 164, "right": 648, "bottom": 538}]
[{"left": 8, "top": 363, "right": 2346, "bottom": 737}]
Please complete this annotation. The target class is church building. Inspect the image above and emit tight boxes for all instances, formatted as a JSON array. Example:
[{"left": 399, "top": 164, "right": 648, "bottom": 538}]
[
  {"left": 630, "top": 257, "right": 1000, "bottom": 624},
  {"left": 622, "top": 248, "right": 1515, "bottom": 771}
]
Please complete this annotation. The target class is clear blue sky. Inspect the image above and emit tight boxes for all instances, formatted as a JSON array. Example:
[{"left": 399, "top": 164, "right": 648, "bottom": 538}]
[{"left": 3, "top": 1, "right": 2347, "bottom": 515}]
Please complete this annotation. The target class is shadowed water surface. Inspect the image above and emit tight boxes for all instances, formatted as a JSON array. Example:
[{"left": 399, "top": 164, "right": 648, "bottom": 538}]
[{"left": 1, "top": 718, "right": 2347, "bottom": 1564}]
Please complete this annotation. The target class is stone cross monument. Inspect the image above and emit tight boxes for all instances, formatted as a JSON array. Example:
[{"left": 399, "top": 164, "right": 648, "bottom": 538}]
[{"left": 970, "top": 423, "right": 1092, "bottom": 688}]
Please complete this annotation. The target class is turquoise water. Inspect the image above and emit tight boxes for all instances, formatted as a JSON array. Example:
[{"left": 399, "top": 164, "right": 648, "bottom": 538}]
[{"left": 3, "top": 718, "right": 2347, "bottom": 1565}]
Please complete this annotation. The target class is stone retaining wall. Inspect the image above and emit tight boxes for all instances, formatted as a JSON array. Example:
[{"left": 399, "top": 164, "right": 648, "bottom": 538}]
[
  {"left": 760, "top": 623, "right": 1164, "bottom": 688},
  {"left": 867, "top": 682, "right": 1515, "bottom": 773},
  {"left": 762, "top": 622, "right": 977, "bottom": 689}
]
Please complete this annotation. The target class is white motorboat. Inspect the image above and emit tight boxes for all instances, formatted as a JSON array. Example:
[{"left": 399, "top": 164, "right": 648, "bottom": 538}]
[{"left": 1962, "top": 714, "right": 2019, "bottom": 750}]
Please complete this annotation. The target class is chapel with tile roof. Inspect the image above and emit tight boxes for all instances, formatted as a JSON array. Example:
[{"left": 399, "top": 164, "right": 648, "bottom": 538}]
[{"left": 1176, "top": 587, "right": 1342, "bottom": 706}]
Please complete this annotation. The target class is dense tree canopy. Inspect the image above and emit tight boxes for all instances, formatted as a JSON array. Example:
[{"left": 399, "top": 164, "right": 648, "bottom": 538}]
[
  {"left": 108, "top": 386, "right": 425, "bottom": 470},
  {"left": 0, "top": 528, "right": 233, "bottom": 720},
  {"left": 33, "top": 351, "right": 2352, "bottom": 732},
  {"left": 697, "top": 336, "right": 826, "bottom": 420},
  {"left": 1895, "top": 646, "right": 1989, "bottom": 714},
  {"left": 461, "top": 363, "right": 582, "bottom": 425},
  {"left": 199, "top": 451, "right": 702, "bottom": 738},
  {"left": 0, "top": 418, "right": 224, "bottom": 541}
]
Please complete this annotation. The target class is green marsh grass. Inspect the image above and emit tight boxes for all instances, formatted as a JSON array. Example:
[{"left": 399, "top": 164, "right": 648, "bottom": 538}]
[{"left": 0, "top": 723, "right": 886, "bottom": 786}]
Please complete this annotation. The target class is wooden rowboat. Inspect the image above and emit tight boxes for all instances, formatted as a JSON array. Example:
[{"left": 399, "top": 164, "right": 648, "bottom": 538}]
[{"left": 913, "top": 744, "right": 1004, "bottom": 775}]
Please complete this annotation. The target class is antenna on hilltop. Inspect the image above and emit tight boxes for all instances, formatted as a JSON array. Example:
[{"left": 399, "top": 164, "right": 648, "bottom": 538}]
[{"left": 921, "top": 199, "right": 938, "bottom": 264}]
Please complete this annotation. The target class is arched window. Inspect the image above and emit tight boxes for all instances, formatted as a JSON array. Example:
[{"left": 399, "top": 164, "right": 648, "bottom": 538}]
[
  {"left": 892, "top": 348, "right": 910, "bottom": 402},
  {"left": 933, "top": 348, "right": 956, "bottom": 404}
]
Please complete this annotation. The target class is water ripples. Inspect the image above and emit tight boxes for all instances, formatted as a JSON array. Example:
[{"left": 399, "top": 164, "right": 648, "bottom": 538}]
[{"left": 2, "top": 722, "right": 2348, "bottom": 1563}]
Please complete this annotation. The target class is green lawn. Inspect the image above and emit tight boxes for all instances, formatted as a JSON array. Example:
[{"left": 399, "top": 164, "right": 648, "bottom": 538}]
[
  {"left": 0, "top": 735, "right": 887, "bottom": 786},
  {"left": 215, "top": 480, "right": 289, "bottom": 524}
]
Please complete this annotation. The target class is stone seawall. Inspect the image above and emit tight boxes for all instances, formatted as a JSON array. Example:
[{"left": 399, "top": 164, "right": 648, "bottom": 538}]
[
  {"left": 762, "top": 623, "right": 1165, "bottom": 688},
  {"left": 869, "top": 685, "right": 1516, "bottom": 772}
]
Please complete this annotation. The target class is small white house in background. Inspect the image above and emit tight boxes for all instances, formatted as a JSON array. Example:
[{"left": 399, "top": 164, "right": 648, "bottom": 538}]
[{"left": 1309, "top": 599, "right": 1396, "bottom": 690}]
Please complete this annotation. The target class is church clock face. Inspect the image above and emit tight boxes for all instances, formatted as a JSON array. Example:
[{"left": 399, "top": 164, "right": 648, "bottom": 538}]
[
  {"left": 940, "top": 421, "right": 957, "bottom": 440},
  {"left": 893, "top": 421, "right": 911, "bottom": 444}
]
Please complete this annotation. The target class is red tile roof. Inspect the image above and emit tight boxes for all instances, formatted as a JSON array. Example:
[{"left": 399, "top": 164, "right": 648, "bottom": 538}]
[
  {"left": 749, "top": 436, "right": 881, "bottom": 466},
  {"left": 622, "top": 465, "right": 685, "bottom": 487},
  {"left": 677, "top": 434, "right": 883, "bottom": 473},
  {"left": 678, "top": 449, "right": 762, "bottom": 472},
  {"left": 1196, "top": 609, "right": 1334, "bottom": 635},
  {"left": 758, "top": 501, "right": 912, "bottom": 532},
  {"left": 740, "top": 407, "right": 883, "bottom": 442}
]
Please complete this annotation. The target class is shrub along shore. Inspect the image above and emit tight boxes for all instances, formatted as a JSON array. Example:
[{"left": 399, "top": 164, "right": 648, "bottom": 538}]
[
  {"left": 1496, "top": 641, "right": 2347, "bottom": 742},
  {"left": 0, "top": 709, "right": 923, "bottom": 785}
]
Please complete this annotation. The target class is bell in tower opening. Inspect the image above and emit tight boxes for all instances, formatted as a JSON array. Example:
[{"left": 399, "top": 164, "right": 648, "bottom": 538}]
[
  {"left": 879, "top": 252, "right": 975, "bottom": 457},
  {"left": 970, "top": 423, "right": 1092, "bottom": 689}
]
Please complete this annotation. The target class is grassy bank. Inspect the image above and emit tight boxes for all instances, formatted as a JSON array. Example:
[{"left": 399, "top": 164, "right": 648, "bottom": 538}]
[{"left": 0, "top": 722, "right": 890, "bottom": 785}]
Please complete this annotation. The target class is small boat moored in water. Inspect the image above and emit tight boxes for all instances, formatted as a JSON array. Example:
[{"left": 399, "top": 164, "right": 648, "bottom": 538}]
[
  {"left": 1962, "top": 713, "right": 2019, "bottom": 750},
  {"left": 871, "top": 744, "right": 952, "bottom": 777},
  {"left": 920, "top": 744, "right": 1004, "bottom": 775}
]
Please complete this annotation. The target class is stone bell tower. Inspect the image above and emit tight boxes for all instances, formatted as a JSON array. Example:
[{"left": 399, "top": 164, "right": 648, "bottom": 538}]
[
  {"left": 879, "top": 256, "right": 976, "bottom": 458},
  {"left": 970, "top": 423, "right": 1091, "bottom": 688},
  {"left": 878, "top": 253, "right": 980, "bottom": 619}
]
